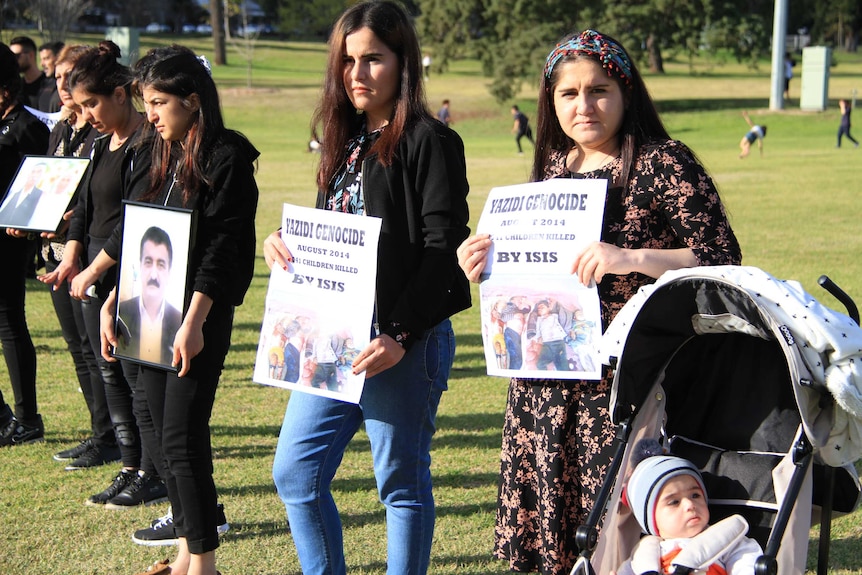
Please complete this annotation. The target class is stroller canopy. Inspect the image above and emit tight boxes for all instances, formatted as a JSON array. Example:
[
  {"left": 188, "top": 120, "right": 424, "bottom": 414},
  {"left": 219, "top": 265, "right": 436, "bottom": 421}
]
[{"left": 597, "top": 265, "right": 862, "bottom": 468}]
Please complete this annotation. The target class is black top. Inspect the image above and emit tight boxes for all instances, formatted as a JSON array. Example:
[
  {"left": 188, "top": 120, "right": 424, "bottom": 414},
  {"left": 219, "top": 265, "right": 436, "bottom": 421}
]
[
  {"left": 37, "top": 76, "right": 62, "bottom": 113},
  {"left": 20, "top": 74, "right": 44, "bottom": 109},
  {"left": 0, "top": 104, "right": 50, "bottom": 192},
  {"left": 88, "top": 139, "right": 132, "bottom": 239}
]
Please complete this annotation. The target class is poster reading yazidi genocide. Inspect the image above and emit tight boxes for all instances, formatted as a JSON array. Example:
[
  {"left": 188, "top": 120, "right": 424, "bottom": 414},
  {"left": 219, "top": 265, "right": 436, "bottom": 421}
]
[
  {"left": 476, "top": 178, "right": 607, "bottom": 380},
  {"left": 253, "top": 204, "right": 382, "bottom": 404}
]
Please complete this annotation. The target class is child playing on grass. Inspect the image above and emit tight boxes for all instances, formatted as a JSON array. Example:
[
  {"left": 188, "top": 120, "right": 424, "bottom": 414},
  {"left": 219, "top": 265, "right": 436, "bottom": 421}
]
[
  {"left": 613, "top": 439, "right": 763, "bottom": 575},
  {"left": 739, "top": 110, "right": 766, "bottom": 159}
]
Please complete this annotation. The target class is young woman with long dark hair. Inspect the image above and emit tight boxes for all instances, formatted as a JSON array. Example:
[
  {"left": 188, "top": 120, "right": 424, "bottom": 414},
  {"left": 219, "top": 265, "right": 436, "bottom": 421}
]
[
  {"left": 263, "top": 2, "right": 470, "bottom": 573},
  {"left": 96, "top": 45, "right": 259, "bottom": 575}
]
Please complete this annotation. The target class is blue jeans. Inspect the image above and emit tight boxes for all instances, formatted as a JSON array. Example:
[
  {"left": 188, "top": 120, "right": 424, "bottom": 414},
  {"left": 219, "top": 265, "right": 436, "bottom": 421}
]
[{"left": 273, "top": 320, "right": 454, "bottom": 575}]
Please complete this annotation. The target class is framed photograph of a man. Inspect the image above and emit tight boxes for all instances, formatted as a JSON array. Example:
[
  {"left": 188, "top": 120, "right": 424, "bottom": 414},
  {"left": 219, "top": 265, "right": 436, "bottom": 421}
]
[
  {"left": 0, "top": 155, "right": 90, "bottom": 232},
  {"left": 113, "top": 201, "right": 196, "bottom": 371}
]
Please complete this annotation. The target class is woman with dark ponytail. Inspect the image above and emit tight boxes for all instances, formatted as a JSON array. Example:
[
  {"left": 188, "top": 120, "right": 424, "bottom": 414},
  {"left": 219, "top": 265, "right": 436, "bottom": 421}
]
[
  {"left": 39, "top": 41, "right": 166, "bottom": 509},
  {"left": 97, "top": 44, "right": 259, "bottom": 575}
]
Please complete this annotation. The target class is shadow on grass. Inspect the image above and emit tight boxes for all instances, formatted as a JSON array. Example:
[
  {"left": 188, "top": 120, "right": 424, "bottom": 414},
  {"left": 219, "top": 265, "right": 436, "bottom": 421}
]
[
  {"left": 436, "top": 412, "right": 504, "bottom": 433},
  {"left": 218, "top": 518, "right": 286, "bottom": 541},
  {"left": 220, "top": 481, "right": 281, "bottom": 498},
  {"left": 656, "top": 98, "right": 768, "bottom": 113},
  {"left": 430, "top": 554, "right": 511, "bottom": 575},
  {"left": 807, "top": 534, "right": 862, "bottom": 571},
  {"left": 233, "top": 321, "right": 266, "bottom": 333},
  {"left": 213, "top": 423, "right": 283, "bottom": 438}
]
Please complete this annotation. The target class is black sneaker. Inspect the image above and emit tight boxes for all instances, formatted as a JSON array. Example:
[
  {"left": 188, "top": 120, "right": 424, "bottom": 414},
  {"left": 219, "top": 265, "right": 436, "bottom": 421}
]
[
  {"left": 85, "top": 469, "right": 137, "bottom": 506},
  {"left": 131, "top": 504, "right": 230, "bottom": 546},
  {"left": 132, "top": 508, "right": 176, "bottom": 546},
  {"left": 0, "top": 416, "right": 44, "bottom": 447},
  {"left": 54, "top": 438, "right": 94, "bottom": 461},
  {"left": 105, "top": 472, "right": 168, "bottom": 509},
  {"left": 65, "top": 443, "right": 122, "bottom": 471}
]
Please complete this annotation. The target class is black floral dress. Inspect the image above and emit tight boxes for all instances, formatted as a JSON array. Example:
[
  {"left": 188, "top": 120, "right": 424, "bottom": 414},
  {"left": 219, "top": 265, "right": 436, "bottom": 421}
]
[{"left": 494, "top": 139, "right": 742, "bottom": 574}]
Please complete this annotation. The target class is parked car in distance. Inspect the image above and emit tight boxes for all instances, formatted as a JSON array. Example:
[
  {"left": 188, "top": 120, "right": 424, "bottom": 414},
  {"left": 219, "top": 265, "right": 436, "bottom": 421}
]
[
  {"left": 181, "top": 24, "right": 197, "bottom": 34},
  {"left": 145, "top": 22, "right": 170, "bottom": 33},
  {"left": 196, "top": 23, "right": 213, "bottom": 34},
  {"left": 237, "top": 23, "right": 273, "bottom": 36}
]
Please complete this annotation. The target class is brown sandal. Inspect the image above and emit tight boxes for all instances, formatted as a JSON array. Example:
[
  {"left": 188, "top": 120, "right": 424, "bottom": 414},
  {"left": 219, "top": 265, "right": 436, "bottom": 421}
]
[{"left": 133, "top": 559, "right": 171, "bottom": 575}]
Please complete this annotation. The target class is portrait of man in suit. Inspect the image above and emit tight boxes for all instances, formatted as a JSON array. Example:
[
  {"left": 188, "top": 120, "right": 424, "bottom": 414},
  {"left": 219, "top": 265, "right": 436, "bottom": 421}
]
[
  {"left": 0, "top": 160, "right": 46, "bottom": 227},
  {"left": 116, "top": 225, "right": 183, "bottom": 367}
]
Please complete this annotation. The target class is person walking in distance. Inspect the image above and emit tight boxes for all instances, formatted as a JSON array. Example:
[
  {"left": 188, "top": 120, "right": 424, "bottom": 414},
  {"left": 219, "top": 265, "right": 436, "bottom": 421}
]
[{"left": 511, "top": 104, "right": 534, "bottom": 154}]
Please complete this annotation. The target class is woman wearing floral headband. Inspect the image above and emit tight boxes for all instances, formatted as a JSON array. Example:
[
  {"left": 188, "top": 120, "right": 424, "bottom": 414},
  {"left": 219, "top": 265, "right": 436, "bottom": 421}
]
[{"left": 457, "top": 29, "right": 742, "bottom": 574}]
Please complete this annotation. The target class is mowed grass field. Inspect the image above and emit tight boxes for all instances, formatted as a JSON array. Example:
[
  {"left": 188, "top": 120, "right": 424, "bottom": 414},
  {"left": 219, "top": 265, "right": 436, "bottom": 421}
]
[{"left": 1, "top": 32, "right": 862, "bottom": 574}]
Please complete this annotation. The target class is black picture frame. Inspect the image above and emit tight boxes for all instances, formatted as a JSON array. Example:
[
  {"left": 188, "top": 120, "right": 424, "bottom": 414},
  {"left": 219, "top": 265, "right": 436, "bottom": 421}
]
[
  {"left": 112, "top": 201, "right": 196, "bottom": 371},
  {"left": 0, "top": 155, "right": 90, "bottom": 232}
]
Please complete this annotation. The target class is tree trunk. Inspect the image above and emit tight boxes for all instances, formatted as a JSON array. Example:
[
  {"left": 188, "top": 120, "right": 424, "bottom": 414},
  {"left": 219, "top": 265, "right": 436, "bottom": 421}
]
[
  {"left": 211, "top": 0, "right": 227, "bottom": 65},
  {"left": 646, "top": 34, "right": 664, "bottom": 73}
]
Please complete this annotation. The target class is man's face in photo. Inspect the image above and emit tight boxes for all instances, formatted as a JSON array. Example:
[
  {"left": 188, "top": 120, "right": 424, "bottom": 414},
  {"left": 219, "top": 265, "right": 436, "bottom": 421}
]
[
  {"left": 53, "top": 173, "right": 74, "bottom": 195},
  {"left": 24, "top": 164, "right": 46, "bottom": 192},
  {"left": 141, "top": 239, "right": 171, "bottom": 308}
]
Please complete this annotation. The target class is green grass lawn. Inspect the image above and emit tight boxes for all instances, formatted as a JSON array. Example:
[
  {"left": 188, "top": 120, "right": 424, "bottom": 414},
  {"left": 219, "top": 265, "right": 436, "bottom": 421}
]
[{"left": 1, "top": 32, "right": 862, "bottom": 574}]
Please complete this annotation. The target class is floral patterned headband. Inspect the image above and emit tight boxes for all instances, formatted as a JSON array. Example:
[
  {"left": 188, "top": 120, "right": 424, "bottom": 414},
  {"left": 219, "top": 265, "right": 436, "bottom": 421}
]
[{"left": 543, "top": 29, "right": 633, "bottom": 86}]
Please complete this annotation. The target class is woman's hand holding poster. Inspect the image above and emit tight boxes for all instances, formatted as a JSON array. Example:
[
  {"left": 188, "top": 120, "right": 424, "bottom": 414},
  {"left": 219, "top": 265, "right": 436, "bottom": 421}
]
[
  {"left": 253, "top": 204, "right": 382, "bottom": 404},
  {"left": 476, "top": 178, "right": 607, "bottom": 380}
]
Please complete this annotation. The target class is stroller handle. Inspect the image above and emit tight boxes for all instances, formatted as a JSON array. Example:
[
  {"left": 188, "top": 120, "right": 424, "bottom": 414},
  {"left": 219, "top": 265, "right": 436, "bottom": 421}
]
[{"left": 818, "top": 275, "right": 859, "bottom": 325}]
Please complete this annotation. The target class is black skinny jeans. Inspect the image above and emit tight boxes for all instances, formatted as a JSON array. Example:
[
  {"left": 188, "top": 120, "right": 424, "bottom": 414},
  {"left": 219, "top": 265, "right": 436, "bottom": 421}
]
[
  {"left": 79, "top": 239, "right": 141, "bottom": 467},
  {"left": 0, "top": 234, "right": 38, "bottom": 426},
  {"left": 140, "top": 301, "right": 233, "bottom": 554},
  {"left": 45, "top": 256, "right": 114, "bottom": 446}
]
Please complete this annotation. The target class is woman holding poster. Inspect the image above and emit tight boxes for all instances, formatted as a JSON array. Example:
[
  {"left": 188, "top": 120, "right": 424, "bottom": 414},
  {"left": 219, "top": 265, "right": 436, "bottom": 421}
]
[
  {"left": 262, "top": 2, "right": 470, "bottom": 573},
  {"left": 457, "top": 29, "right": 742, "bottom": 575},
  {"left": 94, "top": 45, "right": 258, "bottom": 575},
  {"left": 0, "top": 42, "right": 49, "bottom": 447}
]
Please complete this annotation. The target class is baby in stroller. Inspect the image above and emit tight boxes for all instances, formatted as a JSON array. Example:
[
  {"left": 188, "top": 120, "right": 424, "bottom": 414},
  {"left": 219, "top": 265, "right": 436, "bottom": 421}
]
[{"left": 613, "top": 439, "right": 763, "bottom": 575}]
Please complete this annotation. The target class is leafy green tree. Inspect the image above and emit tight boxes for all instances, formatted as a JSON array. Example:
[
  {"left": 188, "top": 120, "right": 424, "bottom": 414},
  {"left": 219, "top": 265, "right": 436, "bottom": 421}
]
[
  {"left": 418, "top": 0, "right": 603, "bottom": 102},
  {"left": 416, "top": 0, "right": 778, "bottom": 101},
  {"left": 278, "top": 0, "right": 347, "bottom": 37},
  {"left": 805, "top": 0, "right": 862, "bottom": 50}
]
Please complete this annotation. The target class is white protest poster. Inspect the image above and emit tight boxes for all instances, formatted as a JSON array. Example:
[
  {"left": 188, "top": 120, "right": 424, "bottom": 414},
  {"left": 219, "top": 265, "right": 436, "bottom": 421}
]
[
  {"left": 476, "top": 178, "right": 607, "bottom": 380},
  {"left": 24, "top": 106, "right": 62, "bottom": 133},
  {"left": 253, "top": 204, "right": 382, "bottom": 404}
]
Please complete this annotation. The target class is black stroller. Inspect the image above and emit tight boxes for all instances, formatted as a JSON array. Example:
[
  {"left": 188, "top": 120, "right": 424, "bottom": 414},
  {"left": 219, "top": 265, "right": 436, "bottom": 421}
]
[{"left": 571, "top": 266, "right": 862, "bottom": 575}]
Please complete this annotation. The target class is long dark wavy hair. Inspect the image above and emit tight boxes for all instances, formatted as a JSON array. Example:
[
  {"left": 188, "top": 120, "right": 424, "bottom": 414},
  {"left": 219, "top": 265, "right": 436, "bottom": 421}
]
[
  {"left": 67, "top": 40, "right": 133, "bottom": 99},
  {"left": 531, "top": 31, "right": 669, "bottom": 189},
  {"left": 313, "top": 0, "right": 430, "bottom": 191},
  {"left": 0, "top": 43, "right": 22, "bottom": 104},
  {"left": 132, "top": 45, "right": 225, "bottom": 205}
]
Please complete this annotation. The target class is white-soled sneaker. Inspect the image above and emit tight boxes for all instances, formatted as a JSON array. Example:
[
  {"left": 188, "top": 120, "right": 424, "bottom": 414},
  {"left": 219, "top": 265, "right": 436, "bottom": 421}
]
[{"left": 131, "top": 504, "right": 230, "bottom": 546}]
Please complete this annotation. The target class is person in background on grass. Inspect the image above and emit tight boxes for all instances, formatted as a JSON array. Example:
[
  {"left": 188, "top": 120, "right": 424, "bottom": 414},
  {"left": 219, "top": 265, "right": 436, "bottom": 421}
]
[
  {"left": 93, "top": 44, "right": 258, "bottom": 575},
  {"left": 437, "top": 98, "right": 452, "bottom": 126},
  {"left": 422, "top": 52, "right": 432, "bottom": 79},
  {"left": 783, "top": 51, "right": 795, "bottom": 102},
  {"left": 38, "top": 41, "right": 63, "bottom": 112},
  {"left": 0, "top": 42, "right": 49, "bottom": 448},
  {"left": 511, "top": 104, "right": 534, "bottom": 154},
  {"left": 457, "top": 28, "right": 741, "bottom": 574},
  {"left": 738, "top": 110, "right": 766, "bottom": 159},
  {"left": 837, "top": 99, "right": 859, "bottom": 148},
  {"left": 264, "top": 2, "right": 471, "bottom": 573},
  {"left": 9, "top": 36, "right": 44, "bottom": 109}
]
